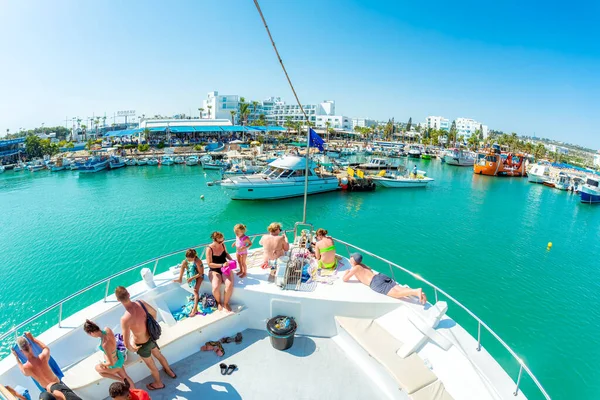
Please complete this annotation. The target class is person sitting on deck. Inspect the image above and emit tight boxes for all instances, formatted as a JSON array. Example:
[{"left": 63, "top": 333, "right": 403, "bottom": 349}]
[
  {"left": 206, "top": 232, "right": 235, "bottom": 313},
  {"left": 12, "top": 332, "right": 82, "bottom": 400},
  {"left": 108, "top": 379, "right": 149, "bottom": 400},
  {"left": 343, "top": 253, "right": 427, "bottom": 304},
  {"left": 173, "top": 248, "right": 204, "bottom": 317},
  {"left": 259, "top": 222, "right": 289, "bottom": 268},
  {"left": 82, "top": 320, "right": 134, "bottom": 389},
  {"left": 314, "top": 228, "right": 337, "bottom": 270}
]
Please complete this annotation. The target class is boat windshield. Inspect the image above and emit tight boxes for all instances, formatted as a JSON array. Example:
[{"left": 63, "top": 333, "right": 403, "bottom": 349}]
[
  {"left": 485, "top": 155, "right": 497, "bottom": 162},
  {"left": 586, "top": 178, "right": 599, "bottom": 187}
]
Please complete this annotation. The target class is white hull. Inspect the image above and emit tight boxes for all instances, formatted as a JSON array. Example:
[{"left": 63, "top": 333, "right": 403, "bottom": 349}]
[
  {"left": 222, "top": 178, "right": 340, "bottom": 200},
  {"left": 527, "top": 174, "right": 548, "bottom": 184},
  {"left": 444, "top": 155, "right": 474, "bottom": 166},
  {"left": 186, "top": 160, "right": 199, "bottom": 166},
  {"left": 373, "top": 176, "right": 434, "bottom": 188}
]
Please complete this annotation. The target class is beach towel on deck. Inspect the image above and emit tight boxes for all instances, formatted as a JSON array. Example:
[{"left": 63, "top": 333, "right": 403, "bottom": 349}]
[{"left": 12, "top": 336, "right": 64, "bottom": 392}]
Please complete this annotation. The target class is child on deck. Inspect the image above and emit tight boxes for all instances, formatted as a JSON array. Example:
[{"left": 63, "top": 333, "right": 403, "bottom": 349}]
[
  {"left": 232, "top": 224, "right": 252, "bottom": 278},
  {"left": 173, "top": 248, "right": 204, "bottom": 317}
]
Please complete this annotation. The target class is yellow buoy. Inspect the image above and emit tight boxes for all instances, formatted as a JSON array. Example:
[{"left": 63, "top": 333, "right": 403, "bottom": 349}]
[{"left": 547, "top": 242, "right": 552, "bottom": 249}]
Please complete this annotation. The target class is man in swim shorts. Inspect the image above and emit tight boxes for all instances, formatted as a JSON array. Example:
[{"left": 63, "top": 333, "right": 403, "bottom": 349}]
[
  {"left": 342, "top": 253, "right": 427, "bottom": 304},
  {"left": 13, "top": 332, "right": 82, "bottom": 400}
]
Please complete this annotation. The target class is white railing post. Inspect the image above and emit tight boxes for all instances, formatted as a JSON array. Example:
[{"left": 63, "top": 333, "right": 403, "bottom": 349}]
[
  {"left": 104, "top": 279, "right": 111, "bottom": 302},
  {"left": 477, "top": 322, "right": 482, "bottom": 351},
  {"left": 58, "top": 304, "right": 63, "bottom": 328},
  {"left": 152, "top": 259, "right": 159, "bottom": 275},
  {"left": 434, "top": 288, "right": 439, "bottom": 303},
  {"left": 513, "top": 365, "right": 523, "bottom": 396}
]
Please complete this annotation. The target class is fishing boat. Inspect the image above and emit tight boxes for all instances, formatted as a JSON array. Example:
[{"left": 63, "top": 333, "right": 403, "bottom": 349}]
[
  {"left": 553, "top": 172, "right": 571, "bottom": 191},
  {"left": 372, "top": 170, "right": 434, "bottom": 188},
  {"left": 147, "top": 157, "right": 159, "bottom": 166},
  {"left": 125, "top": 158, "right": 137, "bottom": 166},
  {"left": 571, "top": 176, "right": 584, "bottom": 193},
  {"left": 474, "top": 145, "right": 526, "bottom": 177},
  {"left": 200, "top": 155, "right": 229, "bottom": 170},
  {"left": 12, "top": 162, "right": 26, "bottom": 172},
  {"left": 69, "top": 160, "right": 84, "bottom": 171},
  {"left": 444, "top": 148, "right": 475, "bottom": 166},
  {"left": 48, "top": 158, "right": 70, "bottom": 172},
  {"left": 580, "top": 176, "right": 600, "bottom": 204},
  {"left": 174, "top": 156, "right": 185, "bottom": 164},
  {"left": 79, "top": 156, "right": 109, "bottom": 173},
  {"left": 160, "top": 156, "right": 174, "bottom": 166},
  {"left": 185, "top": 155, "right": 199, "bottom": 166},
  {"left": 527, "top": 163, "right": 551, "bottom": 184},
  {"left": 137, "top": 157, "right": 149, "bottom": 166},
  {"left": 27, "top": 160, "right": 46, "bottom": 172},
  {"left": 108, "top": 156, "right": 126, "bottom": 169},
  {"left": 407, "top": 145, "right": 422, "bottom": 159},
  {"left": 221, "top": 156, "right": 340, "bottom": 200}
]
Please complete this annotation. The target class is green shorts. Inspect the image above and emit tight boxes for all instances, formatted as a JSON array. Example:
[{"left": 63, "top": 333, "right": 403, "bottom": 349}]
[{"left": 136, "top": 339, "right": 158, "bottom": 358}]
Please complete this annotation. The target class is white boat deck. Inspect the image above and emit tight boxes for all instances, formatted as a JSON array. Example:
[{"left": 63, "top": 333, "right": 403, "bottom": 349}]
[{"left": 125, "top": 329, "right": 387, "bottom": 400}]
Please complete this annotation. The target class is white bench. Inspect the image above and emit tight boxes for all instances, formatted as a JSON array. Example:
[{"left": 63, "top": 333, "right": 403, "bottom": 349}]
[
  {"left": 62, "top": 305, "right": 242, "bottom": 396},
  {"left": 335, "top": 315, "right": 454, "bottom": 400}
]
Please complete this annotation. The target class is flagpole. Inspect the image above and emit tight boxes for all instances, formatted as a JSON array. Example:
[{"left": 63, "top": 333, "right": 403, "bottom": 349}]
[{"left": 303, "top": 125, "right": 311, "bottom": 223}]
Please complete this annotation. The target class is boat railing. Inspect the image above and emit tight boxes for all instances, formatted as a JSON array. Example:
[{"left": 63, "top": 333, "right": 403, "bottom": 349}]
[
  {"left": 332, "top": 237, "right": 550, "bottom": 400},
  {"left": 0, "top": 233, "right": 549, "bottom": 399},
  {"left": 0, "top": 230, "right": 288, "bottom": 345}
]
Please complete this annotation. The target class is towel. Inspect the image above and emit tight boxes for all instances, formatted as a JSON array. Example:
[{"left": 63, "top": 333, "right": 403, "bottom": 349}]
[{"left": 12, "top": 336, "right": 64, "bottom": 392}]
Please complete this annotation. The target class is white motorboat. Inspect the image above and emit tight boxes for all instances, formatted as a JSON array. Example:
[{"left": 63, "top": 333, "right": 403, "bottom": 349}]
[
  {"left": 407, "top": 145, "right": 422, "bottom": 159},
  {"left": 553, "top": 172, "right": 571, "bottom": 191},
  {"left": 147, "top": 157, "right": 159, "bottom": 166},
  {"left": 200, "top": 155, "right": 229, "bottom": 170},
  {"left": 137, "top": 157, "right": 149, "bottom": 166},
  {"left": 372, "top": 171, "right": 434, "bottom": 188},
  {"left": 444, "top": 148, "right": 475, "bottom": 166},
  {"left": 185, "top": 155, "right": 199, "bottom": 166},
  {"left": 221, "top": 156, "right": 340, "bottom": 200},
  {"left": 125, "top": 158, "right": 137, "bottom": 166},
  {"left": 12, "top": 162, "right": 26, "bottom": 172},
  {"left": 580, "top": 176, "right": 600, "bottom": 204},
  {"left": 27, "top": 160, "right": 46, "bottom": 172},
  {"left": 528, "top": 163, "right": 551, "bottom": 184},
  {"left": 357, "top": 158, "right": 403, "bottom": 171},
  {"left": 0, "top": 225, "right": 550, "bottom": 400},
  {"left": 174, "top": 156, "right": 185, "bottom": 164},
  {"left": 160, "top": 156, "right": 174, "bottom": 166}
]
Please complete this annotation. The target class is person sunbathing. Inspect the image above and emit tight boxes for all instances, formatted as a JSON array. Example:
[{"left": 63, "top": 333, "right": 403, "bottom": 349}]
[
  {"left": 314, "top": 228, "right": 337, "bottom": 270},
  {"left": 343, "top": 253, "right": 426, "bottom": 304}
]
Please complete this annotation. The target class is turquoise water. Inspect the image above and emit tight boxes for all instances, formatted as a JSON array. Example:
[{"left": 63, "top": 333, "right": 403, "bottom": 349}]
[{"left": 1, "top": 160, "right": 599, "bottom": 399}]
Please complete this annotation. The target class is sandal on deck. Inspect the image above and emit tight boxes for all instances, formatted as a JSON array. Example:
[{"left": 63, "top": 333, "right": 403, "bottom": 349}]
[
  {"left": 220, "top": 336, "right": 234, "bottom": 344},
  {"left": 226, "top": 364, "right": 237, "bottom": 375},
  {"left": 220, "top": 363, "right": 228, "bottom": 375},
  {"left": 234, "top": 332, "right": 243, "bottom": 344},
  {"left": 146, "top": 383, "right": 165, "bottom": 391}
]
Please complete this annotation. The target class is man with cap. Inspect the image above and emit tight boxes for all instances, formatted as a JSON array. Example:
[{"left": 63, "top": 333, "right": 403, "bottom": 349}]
[
  {"left": 12, "top": 332, "right": 81, "bottom": 400},
  {"left": 343, "top": 253, "right": 427, "bottom": 304}
]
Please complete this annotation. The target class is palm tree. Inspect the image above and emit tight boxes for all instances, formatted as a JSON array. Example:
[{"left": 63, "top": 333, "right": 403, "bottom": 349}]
[
  {"left": 102, "top": 116, "right": 107, "bottom": 128},
  {"left": 239, "top": 102, "right": 251, "bottom": 126},
  {"left": 207, "top": 105, "right": 212, "bottom": 119},
  {"left": 198, "top": 108, "right": 203, "bottom": 119},
  {"left": 94, "top": 118, "right": 100, "bottom": 137},
  {"left": 325, "top": 121, "right": 331, "bottom": 144},
  {"left": 230, "top": 110, "right": 237, "bottom": 125},
  {"left": 251, "top": 101, "right": 259, "bottom": 124},
  {"left": 81, "top": 124, "right": 87, "bottom": 141}
]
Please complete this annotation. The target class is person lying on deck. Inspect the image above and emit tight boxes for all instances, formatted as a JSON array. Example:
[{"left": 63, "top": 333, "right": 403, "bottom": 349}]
[
  {"left": 314, "top": 228, "right": 337, "bottom": 270},
  {"left": 343, "top": 253, "right": 427, "bottom": 304}
]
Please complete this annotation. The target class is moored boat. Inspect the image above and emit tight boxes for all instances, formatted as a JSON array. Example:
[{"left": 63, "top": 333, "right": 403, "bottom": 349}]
[
  {"left": 108, "top": 156, "right": 126, "bottom": 169},
  {"left": 147, "top": 157, "right": 159, "bottom": 166},
  {"left": 27, "top": 160, "right": 46, "bottom": 172},
  {"left": 444, "top": 148, "right": 475, "bottom": 166},
  {"left": 174, "top": 156, "right": 185, "bottom": 164},
  {"left": 137, "top": 157, "right": 149, "bottom": 166},
  {"left": 356, "top": 158, "right": 403, "bottom": 171},
  {"left": 185, "top": 155, "right": 199, "bottom": 166},
  {"left": 474, "top": 145, "right": 526, "bottom": 177},
  {"left": 528, "top": 163, "right": 551, "bottom": 184},
  {"left": 372, "top": 170, "right": 434, "bottom": 188},
  {"left": 160, "top": 156, "right": 174, "bottom": 166},
  {"left": 221, "top": 155, "right": 339, "bottom": 200},
  {"left": 79, "top": 156, "right": 109, "bottom": 173},
  {"left": 125, "top": 158, "right": 137, "bottom": 166},
  {"left": 200, "top": 155, "right": 229, "bottom": 170},
  {"left": 580, "top": 176, "right": 600, "bottom": 204}
]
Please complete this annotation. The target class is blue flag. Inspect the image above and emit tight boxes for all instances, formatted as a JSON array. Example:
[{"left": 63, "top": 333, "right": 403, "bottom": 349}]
[{"left": 309, "top": 128, "right": 325, "bottom": 152}]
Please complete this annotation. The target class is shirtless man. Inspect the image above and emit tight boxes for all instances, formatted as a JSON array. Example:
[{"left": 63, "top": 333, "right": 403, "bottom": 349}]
[
  {"left": 116, "top": 286, "right": 175, "bottom": 392},
  {"left": 12, "top": 332, "right": 82, "bottom": 400},
  {"left": 343, "top": 253, "right": 427, "bottom": 304},
  {"left": 259, "top": 222, "right": 289, "bottom": 267}
]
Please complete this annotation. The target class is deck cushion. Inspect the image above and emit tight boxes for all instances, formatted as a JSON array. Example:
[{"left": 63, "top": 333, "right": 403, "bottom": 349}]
[
  {"left": 410, "top": 380, "right": 454, "bottom": 400},
  {"left": 336, "top": 316, "right": 437, "bottom": 394}
]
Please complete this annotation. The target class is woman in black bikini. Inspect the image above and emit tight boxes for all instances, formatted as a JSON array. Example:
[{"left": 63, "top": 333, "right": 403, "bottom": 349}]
[{"left": 206, "top": 231, "right": 235, "bottom": 312}]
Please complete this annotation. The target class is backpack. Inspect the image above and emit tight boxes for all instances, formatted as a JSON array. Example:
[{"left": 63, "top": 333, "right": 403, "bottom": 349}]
[{"left": 138, "top": 301, "right": 162, "bottom": 341}]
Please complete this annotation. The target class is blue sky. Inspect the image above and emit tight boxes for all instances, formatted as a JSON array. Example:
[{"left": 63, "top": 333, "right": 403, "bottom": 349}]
[{"left": 1, "top": 0, "right": 599, "bottom": 148}]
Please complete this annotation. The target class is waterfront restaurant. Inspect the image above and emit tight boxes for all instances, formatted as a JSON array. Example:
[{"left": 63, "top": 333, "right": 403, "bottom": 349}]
[
  {"left": 0, "top": 137, "right": 25, "bottom": 165},
  {"left": 103, "top": 119, "right": 287, "bottom": 145}
]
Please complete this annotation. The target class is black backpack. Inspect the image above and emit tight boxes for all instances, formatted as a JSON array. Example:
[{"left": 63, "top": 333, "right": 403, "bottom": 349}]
[{"left": 138, "top": 301, "right": 162, "bottom": 341}]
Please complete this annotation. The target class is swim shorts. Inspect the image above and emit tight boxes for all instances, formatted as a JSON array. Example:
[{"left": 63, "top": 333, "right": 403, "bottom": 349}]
[{"left": 369, "top": 274, "right": 397, "bottom": 295}]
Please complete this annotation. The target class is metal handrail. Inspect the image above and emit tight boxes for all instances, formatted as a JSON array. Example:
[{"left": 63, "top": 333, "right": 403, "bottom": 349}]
[
  {"left": 333, "top": 237, "right": 550, "bottom": 400},
  {"left": 0, "top": 233, "right": 550, "bottom": 399},
  {"left": 0, "top": 231, "right": 279, "bottom": 343}
]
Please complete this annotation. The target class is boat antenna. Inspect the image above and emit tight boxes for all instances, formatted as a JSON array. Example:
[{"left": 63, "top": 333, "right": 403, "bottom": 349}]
[{"left": 253, "top": 0, "right": 312, "bottom": 223}]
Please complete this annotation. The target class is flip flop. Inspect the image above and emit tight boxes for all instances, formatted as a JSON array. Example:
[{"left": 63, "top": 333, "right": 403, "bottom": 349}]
[
  {"left": 167, "top": 370, "right": 177, "bottom": 379},
  {"left": 219, "top": 363, "right": 228, "bottom": 375},
  {"left": 234, "top": 332, "right": 243, "bottom": 344},
  {"left": 226, "top": 364, "right": 237, "bottom": 375},
  {"left": 146, "top": 383, "right": 165, "bottom": 391},
  {"left": 220, "top": 336, "right": 234, "bottom": 344}
]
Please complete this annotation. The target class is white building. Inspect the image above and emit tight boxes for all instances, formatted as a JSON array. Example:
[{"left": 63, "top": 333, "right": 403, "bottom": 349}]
[
  {"left": 545, "top": 144, "right": 569, "bottom": 155},
  {"left": 316, "top": 115, "right": 352, "bottom": 130},
  {"left": 425, "top": 116, "right": 450, "bottom": 132},
  {"left": 594, "top": 153, "right": 600, "bottom": 168},
  {"left": 352, "top": 118, "right": 377, "bottom": 129},
  {"left": 201, "top": 91, "right": 240, "bottom": 120},
  {"left": 455, "top": 118, "right": 488, "bottom": 139}
]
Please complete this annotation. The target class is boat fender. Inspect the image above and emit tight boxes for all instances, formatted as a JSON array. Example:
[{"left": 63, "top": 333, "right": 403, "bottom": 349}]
[{"left": 340, "top": 177, "right": 349, "bottom": 185}]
